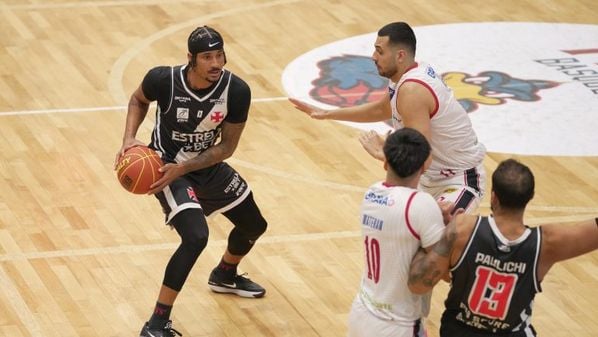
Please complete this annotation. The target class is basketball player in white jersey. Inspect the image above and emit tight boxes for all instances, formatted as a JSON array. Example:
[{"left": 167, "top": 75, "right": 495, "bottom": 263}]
[
  {"left": 348, "top": 128, "right": 446, "bottom": 337},
  {"left": 290, "top": 22, "right": 487, "bottom": 214}
]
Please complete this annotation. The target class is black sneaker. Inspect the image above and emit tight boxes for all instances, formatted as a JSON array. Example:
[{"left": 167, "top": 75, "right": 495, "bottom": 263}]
[
  {"left": 208, "top": 271, "right": 266, "bottom": 298},
  {"left": 139, "top": 320, "right": 182, "bottom": 337}
]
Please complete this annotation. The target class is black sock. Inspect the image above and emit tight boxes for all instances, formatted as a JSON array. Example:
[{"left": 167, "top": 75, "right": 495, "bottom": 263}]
[
  {"left": 215, "top": 258, "right": 238, "bottom": 279},
  {"left": 148, "top": 302, "right": 172, "bottom": 329}
]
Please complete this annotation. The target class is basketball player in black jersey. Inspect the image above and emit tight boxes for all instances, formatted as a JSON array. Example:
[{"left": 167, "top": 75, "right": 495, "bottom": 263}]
[
  {"left": 406, "top": 159, "right": 598, "bottom": 337},
  {"left": 115, "top": 26, "right": 268, "bottom": 337}
]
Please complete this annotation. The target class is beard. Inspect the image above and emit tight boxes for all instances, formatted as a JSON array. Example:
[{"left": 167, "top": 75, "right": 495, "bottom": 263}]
[
  {"left": 377, "top": 65, "right": 397, "bottom": 79},
  {"left": 205, "top": 68, "right": 222, "bottom": 83}
]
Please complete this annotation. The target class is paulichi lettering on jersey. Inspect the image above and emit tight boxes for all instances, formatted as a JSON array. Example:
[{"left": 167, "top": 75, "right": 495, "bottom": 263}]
[{"left": 474, "top": 253, "right": 527, "bottom": 274}]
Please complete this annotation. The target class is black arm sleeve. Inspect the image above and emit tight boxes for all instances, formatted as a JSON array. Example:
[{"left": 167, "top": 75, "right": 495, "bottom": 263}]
[{"left": 226, "top": 74, "right": 251, "bottom": 123}]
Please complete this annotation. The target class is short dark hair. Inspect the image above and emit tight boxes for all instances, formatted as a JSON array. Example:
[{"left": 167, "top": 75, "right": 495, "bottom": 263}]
[
  {"left": 492, "top": 159, "right": 535, "bottom": 210},
  {"left": 383, "top": 128, "right": 430, "bottom": 178},
  {"left": 378, "top": 22, "right": 416, "bottom": 55}
]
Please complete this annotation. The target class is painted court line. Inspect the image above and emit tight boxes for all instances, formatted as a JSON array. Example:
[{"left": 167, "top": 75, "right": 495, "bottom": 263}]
[
  {"left": 0, "top": 106, "right": 126, "bottom": 117},
  {"left": 0, "top": 211, "right": 593, "bottom": 263},
  {"left": 0, "top": 96, "right": 290, "bottom": 117},
  {"left": 1, "top": 0, "right": 214, "bottom": 10},
  {"left": 0, "top": 231, "right": 361, "bottom": 262}
]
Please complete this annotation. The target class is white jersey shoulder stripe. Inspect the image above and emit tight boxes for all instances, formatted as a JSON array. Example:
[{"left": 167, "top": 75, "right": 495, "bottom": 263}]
[
  {"left": 404, "top": 191, "right": 420, "bottom": 240},
  {"left": 399, "top": 78, "right": 439, "bottom": 117}
]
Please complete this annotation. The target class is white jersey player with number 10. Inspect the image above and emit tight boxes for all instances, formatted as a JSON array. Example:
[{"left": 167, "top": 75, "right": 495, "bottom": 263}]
[{"left": 348, "top": 183, "right": 445, "bottom": 337}]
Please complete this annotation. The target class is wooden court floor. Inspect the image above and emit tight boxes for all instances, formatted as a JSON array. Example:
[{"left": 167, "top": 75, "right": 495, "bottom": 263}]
[{"left": 0, "top": 0, "right": 597, "bottom": 336}]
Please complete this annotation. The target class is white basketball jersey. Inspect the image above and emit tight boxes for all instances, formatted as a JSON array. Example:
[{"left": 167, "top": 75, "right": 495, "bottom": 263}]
[
  {"left": 357, "top": 182, "right": 445, "bottom": 324},
  {"left": 389, "top": 63, "right": 486, "bottom": 173}
]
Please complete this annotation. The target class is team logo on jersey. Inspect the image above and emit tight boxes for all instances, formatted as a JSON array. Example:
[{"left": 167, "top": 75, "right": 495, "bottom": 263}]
[
  {"left": 176, "top": 107, "right": 189, "bottom": 122},
  {"left": 426, "top": 66, "right": 438, "bottom": 79},
  {"left": 224, "top": 173, "right": 247, "bottom": 197},
  {"left": 210, "top": 111, "right": 224, "bottom": 123},
  {"left": 364, "top": 192, "right": 395, "bottom": 206},
  {"left": 282, "top": 23, "right": 598, "bottom": 156},
  {"left": 174, "top": 95, "right": 191, "bottom": 103},
  {"left": 186, "top": 187, "right": 198, "bottom": 202}
]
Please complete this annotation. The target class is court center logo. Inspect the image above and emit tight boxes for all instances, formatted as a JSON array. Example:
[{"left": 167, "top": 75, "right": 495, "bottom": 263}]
[{"left": 282, "top": 23, "right": 598, "bottom": 156}]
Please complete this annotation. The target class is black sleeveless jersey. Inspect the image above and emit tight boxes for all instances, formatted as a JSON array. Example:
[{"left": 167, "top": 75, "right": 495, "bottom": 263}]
[
  {"left": 441, "top": 216, "right": 542, "bottom": 336},
  {"left": 141, "top": 65, "right": 250, "bottom": 165}
]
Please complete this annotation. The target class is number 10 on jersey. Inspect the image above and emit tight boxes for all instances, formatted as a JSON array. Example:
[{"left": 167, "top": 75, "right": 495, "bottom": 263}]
[{"left": 365, "top": 236, "right": 380, "bottom": 283}]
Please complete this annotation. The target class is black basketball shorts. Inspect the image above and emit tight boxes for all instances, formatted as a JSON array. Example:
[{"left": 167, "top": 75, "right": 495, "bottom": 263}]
[{"left": 155, "top": 162, "right": 251, "bottom": 224}]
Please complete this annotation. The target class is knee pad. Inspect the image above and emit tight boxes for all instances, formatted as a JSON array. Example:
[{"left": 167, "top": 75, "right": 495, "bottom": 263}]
[
  {"left": 239, "top": 213, "right": 268, "bottom": 239},
  {"left": 227, "top": 227, "right": 261, "bottom": 256},
  {"left": 226, "top": 212, "right": 267, "bottom": 255},
  {"left": 224, "top": 192, "right": 268, "bottom": 238},
  {"left": 163, "top": 209, "right": 209, "bottom": 291},
  {"left": 223, "top": 193, "right": 268, "bottom": 255},
  {"left": 172, "top": 208, "right": 209, "bottom": 253}
]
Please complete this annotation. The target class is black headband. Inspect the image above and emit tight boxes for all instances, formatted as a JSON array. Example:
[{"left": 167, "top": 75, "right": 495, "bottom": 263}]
[{"left": 188, "top": 26, "right": 224, "bottom": 54}]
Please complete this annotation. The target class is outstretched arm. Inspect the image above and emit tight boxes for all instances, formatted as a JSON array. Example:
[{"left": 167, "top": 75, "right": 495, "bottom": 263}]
[
  {"left": 538, "top": 218, "right": 598, "bottom": 280},
  {"left": 289, "top": 93, "right": 391, "bottom": 123}
]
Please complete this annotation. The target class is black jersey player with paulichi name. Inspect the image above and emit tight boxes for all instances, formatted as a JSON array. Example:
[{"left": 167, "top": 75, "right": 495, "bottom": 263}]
[{"left": 407, "top": 159, "right": 598, "bottom": 337}]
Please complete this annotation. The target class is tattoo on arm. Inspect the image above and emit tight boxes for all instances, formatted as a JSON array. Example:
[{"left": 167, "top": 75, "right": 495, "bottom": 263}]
[
  {"left": 182, "top": 122, "right": 245, "bottom": 172},
  {"left": 432, "top": 225, "right": 457, "bottom": 257},
  {"left": 183, "top": 146, "right": 226, "bottom": 173},
  {"left": 408, "top": 249, "right": 443, "bottom": 287},
  {"left": 408, "top": 225, "right": 457, "bottom": 291}
]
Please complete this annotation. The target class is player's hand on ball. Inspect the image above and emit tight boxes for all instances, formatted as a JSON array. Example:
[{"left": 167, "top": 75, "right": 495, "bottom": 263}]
[
  {"left": 116, "top": 146, "right": 164, "bottom": 194},
  {"left": 147, "top": 163, "right": 185, "bottom": 195},
  {"left": 114, "top": 138, "right": 147, "bottom": 169}
]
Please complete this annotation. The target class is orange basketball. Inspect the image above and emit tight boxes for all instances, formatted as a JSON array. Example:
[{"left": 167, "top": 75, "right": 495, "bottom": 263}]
[{"left": 116, "top": 146, "right": 164, "bottom": 194}]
